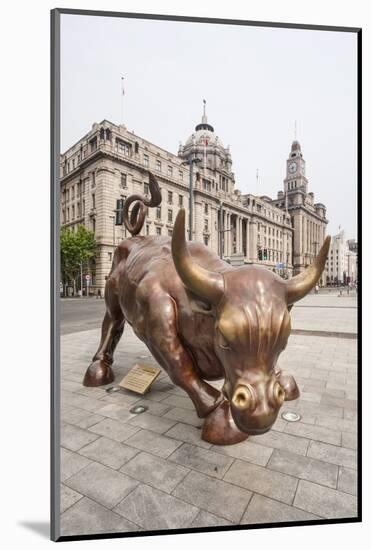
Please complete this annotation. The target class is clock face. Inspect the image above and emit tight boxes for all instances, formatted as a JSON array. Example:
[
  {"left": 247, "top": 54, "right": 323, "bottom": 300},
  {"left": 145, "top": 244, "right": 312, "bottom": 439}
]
[{"left": 289, "top": 162, "right": 297, "bottom": 174}]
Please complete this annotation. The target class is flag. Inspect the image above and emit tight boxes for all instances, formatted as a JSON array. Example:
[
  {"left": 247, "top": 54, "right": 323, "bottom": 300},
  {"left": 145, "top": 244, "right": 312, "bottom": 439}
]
[{"left": 121, "top": 77, "right": 125, "bottom": 96}]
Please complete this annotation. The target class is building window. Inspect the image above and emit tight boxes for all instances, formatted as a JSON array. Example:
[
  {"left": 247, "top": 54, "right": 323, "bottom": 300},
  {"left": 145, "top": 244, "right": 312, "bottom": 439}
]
[
  {"left": 156, "top": 160, "right": 161, "bottom": 172},
  {"left": 156, "top": 206, "right": 161, "bottom": 220},
  {"left": 71, "top": 186, "right": 75, "bottom": 199},
  {"left": 146, "top": 224, "right": 150, "bottom": 235},
  {"left": 121, "top": 173, "right": 127, "bottom": 188},
  {"left": 168, "top": 191, "right": 173, "bottom": 204},
  {"left": 204, "top": 219, "right": 209, "bottom": 231},
  {"left": 135, "top": 142, "right": 139, "bottom": 154},
  {"left": 92, "top": 218, "right": 96, "bottom": 233},
  {"left": 67, "top": 207, "right": 70, "bottom": 222},
  {"left": 179, "top": 170, "right": 183, "bottom": 181},
  {"left": 143, "top": 154, "right": 149, "bottom": 167},
  {"left": 116, "top": 139, "right": 131, "bottom": 156},
  {"left": 168, "top": 166, "right": 173, "bottom": 177},
  {"left": 72, "top": 158, "right": 75, "bottom": 170},
  {"left": 168, "top": 229, "right": 173, "bottom": 237},
  {"left": 156, "top": 227, "right": 162, "bottom": 236},
  {"left": 168, "top": 209, "right": 173, "bottom": 223},
  {"left": 108, "top": 252, "right": 112, "bottom": 261},
  {"left": 82, "top": 200, "right": 85, "bottom": 215},
  {"left": 77, "top": 202, "right": 81, "bottom": 217},
  {"left": 179, "top": 195, "right": 183, "bottom": 207},
  {"left": 106, "top": 128, "right": 111, "bottom": 141},
  {"left": 144, "top": 182, "right": 149, "bottom": 195},
  {"left": 204, "top": 203, "right": 209, "bottom": 214},
  {"left": 91, "top": 172, "right": 96, "bottom": 188},
  {"left": 92, "top": 193, "right": 95, "bottom": 209},
  {"left": 204, "top": 236, "right": 209, "bottom": 246},
  {"left": 90, "top": 137, "right": 97, "bottom": 152},
  {"left": 62, "top": 209, "right": 65, "bottom": 223}
]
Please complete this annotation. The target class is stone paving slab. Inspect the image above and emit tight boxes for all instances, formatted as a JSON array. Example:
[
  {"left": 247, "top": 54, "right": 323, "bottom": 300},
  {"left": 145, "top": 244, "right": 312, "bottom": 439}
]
[
  {"left": 65, "top": 461, "right": 139, "bottom": 509},
  {"left": 267, "top": 449, "right": 338, "bottom": 488},
  {"left": 190, "top": 510, "right": 233, "bottom": 528},
  {"left": 59, "top": 323, "right": 358, "bottom": 537},
  {"left": 78, "top": 436, "right": 139, "bottom": 470},
  {"left": 224, "top": 459, "right": 298, "bottom": 505},
  {"left": 169, "top": 443, "right": 234, "bottom": 479},
  {"left": 60, "top": 484, "right": 83, "bottom": 514},
  {"left": 120, "top": 451, "right": 190, "bottom": 493},
  {"left": 88, "top": 417, "right": 141, "bottom": 442},
  {"left": 124, "top": 429, "right": 183, "bottom": 459},
  {"left": 113, "top": 484, "right": 199, "bottom": 530},
  {"left": 61, "top": 497, "right": 140, "bottom": 536},
  {"left": 173, "top": 470, "right": 252, "bottom": 523},
  {"left": 293, "top": 480, "right": 358, "bottom": 519},
  {"left": 241, "top": 494, "right": 320, "bottom": 524}
]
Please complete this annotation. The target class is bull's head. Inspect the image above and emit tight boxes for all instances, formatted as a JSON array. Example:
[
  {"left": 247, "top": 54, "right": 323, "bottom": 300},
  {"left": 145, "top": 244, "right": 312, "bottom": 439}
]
[{"left": 172, "top": 209, "right": 330, "bottom": 435}]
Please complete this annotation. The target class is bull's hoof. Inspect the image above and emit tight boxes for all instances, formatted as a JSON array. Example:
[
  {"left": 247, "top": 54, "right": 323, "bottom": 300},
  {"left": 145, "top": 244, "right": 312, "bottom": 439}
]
[
  {"left": 83, "top": 360, "right": 114, "bottom": 387},
  {"left": 278, "top": 372, "right": 300, "bottom": 401},
  {"left": 201, "top": 400, "right": 249, "bottom": 445}
]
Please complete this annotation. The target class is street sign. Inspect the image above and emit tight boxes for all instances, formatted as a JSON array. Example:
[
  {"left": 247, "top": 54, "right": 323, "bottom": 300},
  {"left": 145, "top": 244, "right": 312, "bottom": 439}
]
[{"left": 85, "top": 274, "right": 91, "bottom": 281}]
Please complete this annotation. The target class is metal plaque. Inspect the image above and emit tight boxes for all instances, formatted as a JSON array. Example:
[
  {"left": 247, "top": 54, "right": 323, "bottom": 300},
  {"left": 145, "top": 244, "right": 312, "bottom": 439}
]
[{"left": 119, "top": 364, "right": 161, "bottom": 395}]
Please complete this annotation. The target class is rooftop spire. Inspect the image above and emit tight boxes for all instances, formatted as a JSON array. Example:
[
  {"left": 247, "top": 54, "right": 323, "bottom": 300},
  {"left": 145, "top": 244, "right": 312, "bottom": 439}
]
[
  {"left": 195, "top": 99, "right": 214, "bottom": 132},
  {"left": 202, "top": 98, "right": 208, "bottom": 124}
]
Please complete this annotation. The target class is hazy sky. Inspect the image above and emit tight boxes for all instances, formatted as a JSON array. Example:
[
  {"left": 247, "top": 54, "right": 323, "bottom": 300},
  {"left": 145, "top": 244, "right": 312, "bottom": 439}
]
[{"left": 61, "top": 14, "right": 357, "bottom": 238}]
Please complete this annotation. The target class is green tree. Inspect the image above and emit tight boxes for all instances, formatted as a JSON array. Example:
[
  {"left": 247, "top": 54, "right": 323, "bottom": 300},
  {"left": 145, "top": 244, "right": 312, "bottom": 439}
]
[{"left": 60, "top": 225, "right": 97, "bottom": 296}]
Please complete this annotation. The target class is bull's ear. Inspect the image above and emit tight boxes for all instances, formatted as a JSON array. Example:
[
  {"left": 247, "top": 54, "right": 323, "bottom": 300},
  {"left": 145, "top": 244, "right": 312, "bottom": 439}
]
[
  {"left": 172, "top": 209, "right": 224, "bottom": 304},
  {"left": 286, "top": 236, "right": 331, "bottom": 304}
]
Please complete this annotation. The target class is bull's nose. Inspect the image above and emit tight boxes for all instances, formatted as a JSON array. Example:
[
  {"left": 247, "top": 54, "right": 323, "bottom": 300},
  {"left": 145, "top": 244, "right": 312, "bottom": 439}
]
[
  {"left": 271, "top": 381, "right": 285, "bottom": 407},
  {"left": 231, "top": 384, "right": 256, "bottom": 412}
]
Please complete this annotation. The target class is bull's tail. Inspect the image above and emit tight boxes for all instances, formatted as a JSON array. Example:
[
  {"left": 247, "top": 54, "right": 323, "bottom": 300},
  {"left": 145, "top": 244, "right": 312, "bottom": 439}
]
[{"left": 123, "top": 172, "right": 162, "bottom": 236}]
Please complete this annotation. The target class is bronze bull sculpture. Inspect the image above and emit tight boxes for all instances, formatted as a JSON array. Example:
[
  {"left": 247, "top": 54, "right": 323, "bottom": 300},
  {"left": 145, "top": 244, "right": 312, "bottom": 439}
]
[{"left": 83, "top": 173, "right": 330, "bottom": 445}]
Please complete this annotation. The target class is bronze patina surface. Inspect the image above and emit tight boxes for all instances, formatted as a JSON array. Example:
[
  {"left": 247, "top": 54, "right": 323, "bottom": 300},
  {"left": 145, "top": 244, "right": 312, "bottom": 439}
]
[{"left": 83, "top": 172, "right": 330, "bottom": 445}]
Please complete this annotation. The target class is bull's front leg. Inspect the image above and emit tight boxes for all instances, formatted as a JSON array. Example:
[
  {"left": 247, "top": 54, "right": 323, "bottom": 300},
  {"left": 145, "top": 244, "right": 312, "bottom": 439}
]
[
  {"left": 142, "top": 295, "right": 223, "bottom": 418},
  {"left": 83, "top": 281, "right": 125, "bottom": 387}
]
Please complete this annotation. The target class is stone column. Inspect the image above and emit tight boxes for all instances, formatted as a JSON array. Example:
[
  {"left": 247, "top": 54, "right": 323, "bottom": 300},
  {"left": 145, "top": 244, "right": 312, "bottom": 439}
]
[
  {"left": 249, "top": 220, "right": 258, "bottom": 261},
  {"left": 237, "top": 216, "right": 241, "bottom": 253},
  {"left": 245, "top": 218, "right": 250, "bottom": 260},
  {"left": 194, "top": 199, "right": 203, "bottom": 243}
]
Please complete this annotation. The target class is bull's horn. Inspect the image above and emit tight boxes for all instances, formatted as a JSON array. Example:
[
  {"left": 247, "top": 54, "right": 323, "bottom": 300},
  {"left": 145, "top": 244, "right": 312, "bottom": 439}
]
[
  {"left": 172, "top": 209, "right": 224, "bottom": 304},
  {"left": 286, "top": 235, "right": 331, "bottom": 304}
]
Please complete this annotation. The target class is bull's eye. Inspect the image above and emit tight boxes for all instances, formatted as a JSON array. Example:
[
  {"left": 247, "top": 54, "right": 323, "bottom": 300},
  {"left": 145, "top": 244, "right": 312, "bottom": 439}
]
[{"left": 217, "top": 329, "right": 231, "bottom": 350}]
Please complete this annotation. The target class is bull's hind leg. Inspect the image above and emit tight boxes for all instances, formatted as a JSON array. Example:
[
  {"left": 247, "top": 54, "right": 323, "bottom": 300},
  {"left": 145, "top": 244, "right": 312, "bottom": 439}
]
[{"left": 83, "top": 282, "right": 125, "bottom": 387}]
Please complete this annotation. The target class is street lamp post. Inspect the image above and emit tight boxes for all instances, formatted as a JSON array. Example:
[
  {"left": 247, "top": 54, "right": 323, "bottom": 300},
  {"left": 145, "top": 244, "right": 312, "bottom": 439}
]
[
  {"left": 109, "top": 215, "right": 115, "bottom": 249},
  {"left": 182, "top": 156, "right": 202, "bottom": 240}
]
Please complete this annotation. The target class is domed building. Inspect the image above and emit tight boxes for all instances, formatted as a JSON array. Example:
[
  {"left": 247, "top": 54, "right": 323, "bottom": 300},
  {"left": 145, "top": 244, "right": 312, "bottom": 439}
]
[{"left": 178, "top": 101, "right": 235, "bottom": 195}]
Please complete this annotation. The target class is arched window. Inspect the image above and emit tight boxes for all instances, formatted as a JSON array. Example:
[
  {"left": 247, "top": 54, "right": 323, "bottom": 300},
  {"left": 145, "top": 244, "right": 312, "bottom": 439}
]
[{"left": 99, "top": 128, "right": 105, "bottom": 140}]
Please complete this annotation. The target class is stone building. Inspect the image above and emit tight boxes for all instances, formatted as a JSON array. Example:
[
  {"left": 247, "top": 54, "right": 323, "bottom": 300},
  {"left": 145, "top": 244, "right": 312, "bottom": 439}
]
[
  {"left": 326, "top": 230, "right": 357, "bottom": 285},
  {"left": 271, "top": 140, "right": 328, "bottom": 284},
  {"left": 59, "top": 112, "right": 319, "bottom": 294}
]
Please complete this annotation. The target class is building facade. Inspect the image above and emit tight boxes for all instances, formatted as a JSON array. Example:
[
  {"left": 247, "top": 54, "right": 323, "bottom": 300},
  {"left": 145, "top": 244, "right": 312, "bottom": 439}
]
[
  {"left": 271, "top": 140, "right": 328, "bottom": 284},
  {"left": 60, "top": 113, "right": 328, "bottom": 295},
  {"left": 326, "top": 230, "right": 357, "bottom": 285}
]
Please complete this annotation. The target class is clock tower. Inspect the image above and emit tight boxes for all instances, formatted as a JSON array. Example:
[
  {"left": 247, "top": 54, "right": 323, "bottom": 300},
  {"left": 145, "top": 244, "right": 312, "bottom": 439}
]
[
  {"left": 272, "top": 139, "right": 328, "bottom": 283},
  {"left": 284, "top": 140, "right": 308, "bottom": 194}
]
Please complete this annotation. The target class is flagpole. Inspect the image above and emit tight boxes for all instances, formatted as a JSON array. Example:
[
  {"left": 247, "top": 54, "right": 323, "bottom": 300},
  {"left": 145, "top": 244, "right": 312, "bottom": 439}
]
[{"left": 121, "top": 77, "right": 124, "bottom": 125}]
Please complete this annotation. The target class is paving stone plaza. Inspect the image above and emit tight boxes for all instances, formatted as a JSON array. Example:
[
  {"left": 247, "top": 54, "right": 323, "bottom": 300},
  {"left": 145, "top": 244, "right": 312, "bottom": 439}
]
[{"left": 59, "top": 293, "right": 358, "bottom": 536}]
